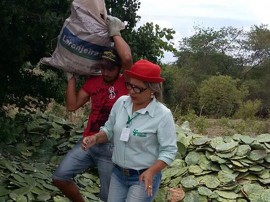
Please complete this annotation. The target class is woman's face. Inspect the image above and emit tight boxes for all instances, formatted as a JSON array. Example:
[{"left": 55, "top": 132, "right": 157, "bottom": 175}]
[{"left": 126, "top": 78, "right": 152, "bottom": 107}]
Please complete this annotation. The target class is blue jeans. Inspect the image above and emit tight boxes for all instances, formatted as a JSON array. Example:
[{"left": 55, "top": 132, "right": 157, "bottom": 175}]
[
  {"left": 107, "top": 166, "right": 162, "bottom": 202},
  {"left": 52, "top": 139, "right": 113, "bottom": 201}
]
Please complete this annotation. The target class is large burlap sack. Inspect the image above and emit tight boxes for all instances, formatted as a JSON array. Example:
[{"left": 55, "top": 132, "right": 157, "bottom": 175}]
[{"left": 41, "top": 0, "right": 115, "bottom": 76}]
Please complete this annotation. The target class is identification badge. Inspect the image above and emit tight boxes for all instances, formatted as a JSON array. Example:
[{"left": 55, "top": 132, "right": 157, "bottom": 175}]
[{"left": 120, "top": 127, "right": 130, "bottom": 142}]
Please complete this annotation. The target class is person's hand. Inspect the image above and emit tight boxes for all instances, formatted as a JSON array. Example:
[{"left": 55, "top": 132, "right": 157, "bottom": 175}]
[
  {"left": 65, "top": 72, "right": 78, "bottom": 81},
  {"left": 81, "top": 135, "right": 97, "bottom": 150},
  {"left": 106, "top": 15, "right": 125, "bottom": 37},
  {"left": 139, "top": 169, "right": 154, "bottom": 197}
]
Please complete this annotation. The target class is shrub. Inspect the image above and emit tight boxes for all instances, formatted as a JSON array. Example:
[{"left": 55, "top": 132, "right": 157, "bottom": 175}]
[{"left": 234, "top": 99, "right": 261, "bottom": 120}]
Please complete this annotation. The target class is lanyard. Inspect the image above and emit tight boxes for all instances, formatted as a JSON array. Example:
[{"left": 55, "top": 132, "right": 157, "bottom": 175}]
[{"left": 126, "top": 114, "right": 139, "bottom": 128}]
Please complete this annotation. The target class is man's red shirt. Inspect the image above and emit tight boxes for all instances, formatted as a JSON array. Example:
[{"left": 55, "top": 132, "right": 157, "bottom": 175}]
[{"left": 82, "top": 75, "right": 128, "bottom": 137}]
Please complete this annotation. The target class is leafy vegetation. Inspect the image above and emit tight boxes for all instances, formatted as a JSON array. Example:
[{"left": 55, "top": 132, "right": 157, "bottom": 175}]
[
  {"left": 1, "top": 1, "right": 270, "bottom": 119},
  {"left": 163, "top": 25, "right": 270, "bottom": 118},
  {"left": 158, "top": 126, "right": 270, "bottom": 202},
  {"left": 0, "top": 101, "right": 95, "bottom": 201},
  {"left": 0, "top": 106, "right": 269, "bottom": 201},
  {"left": 0, "top": 1, "right": 270, "bottom": 201},
  {"left": 0, "top": 0, "right": 72, "bottom": 104},
  {"left": 0, "top": 0, "right": 176, "bottom": 106},
  {"left": 198, "top": 75, "right": 246, "bottom": 117}
]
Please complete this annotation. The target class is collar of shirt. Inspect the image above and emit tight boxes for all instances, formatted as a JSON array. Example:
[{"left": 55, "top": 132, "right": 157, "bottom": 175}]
[{"left": 123, "top": 96, "right": 157, "bottom": 118}]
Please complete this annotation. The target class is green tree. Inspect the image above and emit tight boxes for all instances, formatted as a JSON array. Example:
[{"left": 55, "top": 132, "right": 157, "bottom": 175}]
[
  {"left": 0, "top": 0, "right": 72, "bottom": 104},
  {"left": 105, "top": 0, "right": 141, "bottom": 30},
  {"left": 242, "top": 24, "right": 270, "bottom": 106},
  {"left": 244, "top": 24, "right": 270, "bottom": 68},
  {"left": 234, "top": 99, "right": 262, "bottom": 120},
  {"left": 130, "top": 22, "right": 176, "bottom": 64},
  {"left": 0, "top": 0, "right": 176, "bottom": 106},
  {"left": 172, "top": 25, "right": 270, "bottom": 115},
  {"left": 105, "top": 1, "right": 176, "bottom": 64},
  {"left": 198, "top": 75, "right": 247, "bottom": 117},
  {"left": 175, "top": 26, "right": 245, "bottom": 81},
  {"left": 162, "top": 66, "right": 199, "bottom": 115}
]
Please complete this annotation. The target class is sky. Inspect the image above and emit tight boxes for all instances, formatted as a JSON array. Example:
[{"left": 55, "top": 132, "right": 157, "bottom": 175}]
[{"left": 137, "top": 0, "right": 270, "bottom": 63}]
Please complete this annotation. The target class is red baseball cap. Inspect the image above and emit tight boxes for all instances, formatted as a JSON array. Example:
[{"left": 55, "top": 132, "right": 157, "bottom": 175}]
[{"left": 125, "top": 60, "right": 165, "bottom": 83}]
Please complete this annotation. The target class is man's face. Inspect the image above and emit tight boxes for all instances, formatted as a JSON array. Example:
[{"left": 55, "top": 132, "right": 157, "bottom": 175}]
[{"left": 100, "top": 60, "right": 120, "bottom": 84}]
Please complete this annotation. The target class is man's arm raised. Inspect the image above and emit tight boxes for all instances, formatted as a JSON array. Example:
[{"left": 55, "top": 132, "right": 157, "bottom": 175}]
[
  {"left": 112, "top": 35, "right": 133, "bottom": 70},
  {"left": 106, "top": 16, "right": 133, "bottom": 70}
]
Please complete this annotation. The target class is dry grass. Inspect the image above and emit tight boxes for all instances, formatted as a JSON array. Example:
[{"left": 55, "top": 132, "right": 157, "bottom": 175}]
[{"left": 190, "top": 118, "right": 270, "bottom": 137}]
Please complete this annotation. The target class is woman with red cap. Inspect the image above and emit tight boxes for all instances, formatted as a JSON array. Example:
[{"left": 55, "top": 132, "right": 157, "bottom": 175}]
[{"left": 82, "top": 59, "right": 177, "bottom": 202}]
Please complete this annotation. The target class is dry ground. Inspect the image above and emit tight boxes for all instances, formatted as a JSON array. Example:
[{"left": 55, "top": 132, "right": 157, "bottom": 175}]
[{"left": 189, "top": 118, "right": 270, "bottom": 137}]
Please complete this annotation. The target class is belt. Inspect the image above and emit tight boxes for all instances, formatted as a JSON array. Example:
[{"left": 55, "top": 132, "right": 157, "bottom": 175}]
[{"left": 114, "top": 164, "right": 147, "bottom": 176}]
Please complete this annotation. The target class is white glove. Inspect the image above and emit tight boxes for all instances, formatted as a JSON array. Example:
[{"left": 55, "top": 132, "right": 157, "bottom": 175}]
[
  {"left": 106, "top": 15, "right": 125, "bottom": 37},
  {"left": 65, "top": 72, "right": 78, "bottom": 81}
]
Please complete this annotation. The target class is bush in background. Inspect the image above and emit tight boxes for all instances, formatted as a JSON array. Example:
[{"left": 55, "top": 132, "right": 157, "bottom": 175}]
[{"left": 234, "top": 99, "right": 261, "bottom": 120}]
